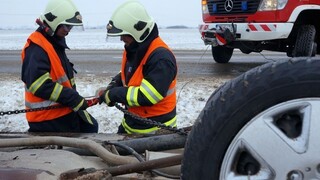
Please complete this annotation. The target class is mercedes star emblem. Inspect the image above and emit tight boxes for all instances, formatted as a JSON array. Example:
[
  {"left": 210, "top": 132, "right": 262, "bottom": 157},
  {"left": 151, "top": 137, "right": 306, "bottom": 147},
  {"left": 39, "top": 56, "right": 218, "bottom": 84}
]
[{"left": 224, "top": 0, "right": 233, "bottom": 12}]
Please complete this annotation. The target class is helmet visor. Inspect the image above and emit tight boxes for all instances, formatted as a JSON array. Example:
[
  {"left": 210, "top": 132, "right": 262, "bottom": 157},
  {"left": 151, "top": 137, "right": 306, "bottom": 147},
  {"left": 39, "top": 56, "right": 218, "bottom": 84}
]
[
  {"left": 65, "top": 11, "right": 82, "bottom": 25},
  {"left": 106, "top": 20, "right": 125, "bottom": 36}
]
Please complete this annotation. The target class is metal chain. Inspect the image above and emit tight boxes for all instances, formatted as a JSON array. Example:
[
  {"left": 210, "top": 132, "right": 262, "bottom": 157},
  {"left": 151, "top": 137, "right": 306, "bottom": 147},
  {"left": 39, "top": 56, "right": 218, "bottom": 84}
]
[
  {"left": 0, "top": 105, "right": 64, "bottom": 116},
  {"left": 0, "top": 103, "right": 188, "bottom": 136},
  {"left": 0, "top": 96, "right": 97, "bottom": 116},
  {"left": 114, "top": 103, "right": 188, "bottom": 136}
]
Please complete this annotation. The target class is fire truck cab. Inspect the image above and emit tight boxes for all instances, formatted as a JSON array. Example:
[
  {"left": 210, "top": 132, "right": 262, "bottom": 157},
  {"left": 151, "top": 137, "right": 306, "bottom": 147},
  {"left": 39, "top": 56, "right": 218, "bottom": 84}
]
[{"left": 199, "top": 0, "right": 320, "bottom": 63}]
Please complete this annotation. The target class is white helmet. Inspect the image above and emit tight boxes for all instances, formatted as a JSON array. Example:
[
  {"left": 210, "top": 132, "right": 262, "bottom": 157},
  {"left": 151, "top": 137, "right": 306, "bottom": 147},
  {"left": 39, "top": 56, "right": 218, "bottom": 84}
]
[
  {"left": 40, "top": 0, "right": 83, "bottom": 33},
  {"left": 107, "top": 0, "right": 155, "bottom": 43}
]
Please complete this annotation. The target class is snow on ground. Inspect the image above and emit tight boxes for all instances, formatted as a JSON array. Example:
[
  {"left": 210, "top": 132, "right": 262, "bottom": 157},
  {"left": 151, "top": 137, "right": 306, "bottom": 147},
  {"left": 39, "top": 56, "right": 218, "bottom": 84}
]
[{"left": 0, "top": 74, "right": 230, "bottom": 133}]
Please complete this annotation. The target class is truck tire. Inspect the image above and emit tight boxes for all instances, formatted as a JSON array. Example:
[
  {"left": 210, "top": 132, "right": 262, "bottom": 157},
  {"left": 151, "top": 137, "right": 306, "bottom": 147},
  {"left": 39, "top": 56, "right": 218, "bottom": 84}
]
[
  {"left": 211, "top": 45, "right": 233, "bottom": 63},
  {"left": 292, "top": 25, "right": 316, "bottom": 57},
  {"left": 181, "top": 57, "right": 320, "bottom": 179}
]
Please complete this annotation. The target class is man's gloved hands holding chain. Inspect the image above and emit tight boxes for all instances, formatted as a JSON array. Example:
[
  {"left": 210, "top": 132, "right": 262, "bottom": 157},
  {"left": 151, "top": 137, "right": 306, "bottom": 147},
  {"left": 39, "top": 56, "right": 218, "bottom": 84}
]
[
  {"left": 99, "top": 90, "right": 114, "bottom": 107},
  {"left": 95, "top": 76, "right": 120, "bottom": 107},
  {"left": 74, "top": 96, "right": 100, "bottom": 112},
  {"left": 95, "top": 87, "right": 115, "bottom": 107},
  {"left": 73, "top": 90, "right": 113, "bottom": 112},
  {"left": 73, "top": 74, "right": 120, "bottom": 111}
]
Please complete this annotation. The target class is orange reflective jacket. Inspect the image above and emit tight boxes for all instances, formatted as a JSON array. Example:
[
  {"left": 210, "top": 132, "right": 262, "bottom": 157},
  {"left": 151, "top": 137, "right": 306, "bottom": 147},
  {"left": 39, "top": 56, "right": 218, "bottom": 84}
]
[
  {"left": 120, "top": 37, "right": 177, "bottom": 118},
  {"left": 21, "top": 31, "right": 73, "bottom": 122}
]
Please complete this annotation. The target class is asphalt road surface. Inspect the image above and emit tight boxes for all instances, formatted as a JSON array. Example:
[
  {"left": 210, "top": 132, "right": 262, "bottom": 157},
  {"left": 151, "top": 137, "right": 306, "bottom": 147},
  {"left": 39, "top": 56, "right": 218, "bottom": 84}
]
[{"left": 0, "top": 49, "right": 289, "bottom": 78}]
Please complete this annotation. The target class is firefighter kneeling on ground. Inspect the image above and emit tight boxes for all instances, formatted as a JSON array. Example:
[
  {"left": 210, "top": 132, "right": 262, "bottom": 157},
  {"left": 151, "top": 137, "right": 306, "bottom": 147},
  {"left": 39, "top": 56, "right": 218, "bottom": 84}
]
[
  {"left": 97, "top": 0, "right": 178, "bottom": 134},
  {"left": 21, "top": 0, "right": 99, "bottom": 133}
]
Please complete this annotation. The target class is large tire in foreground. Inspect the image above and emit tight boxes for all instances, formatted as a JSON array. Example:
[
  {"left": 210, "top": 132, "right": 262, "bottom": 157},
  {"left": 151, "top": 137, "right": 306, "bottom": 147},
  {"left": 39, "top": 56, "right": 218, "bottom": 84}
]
[
  {"left": 211, "top": 45, "right": 234, "bottom": 63},
  {"left": 181, "top": 57, "right": 320, "bottom": 179}
]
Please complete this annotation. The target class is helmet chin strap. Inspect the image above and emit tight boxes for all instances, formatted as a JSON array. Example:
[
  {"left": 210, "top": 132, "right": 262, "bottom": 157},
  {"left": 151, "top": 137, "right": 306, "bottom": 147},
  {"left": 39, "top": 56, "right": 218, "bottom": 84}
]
[{"left": 36, "top": 18, "right": 54, "bottom": 36}]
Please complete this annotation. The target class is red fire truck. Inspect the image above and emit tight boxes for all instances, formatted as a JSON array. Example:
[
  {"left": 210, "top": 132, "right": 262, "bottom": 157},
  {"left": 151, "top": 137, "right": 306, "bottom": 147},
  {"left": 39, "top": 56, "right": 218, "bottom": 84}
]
[{"left": 199, "top": 0, "right": 320, "bottom": 63}]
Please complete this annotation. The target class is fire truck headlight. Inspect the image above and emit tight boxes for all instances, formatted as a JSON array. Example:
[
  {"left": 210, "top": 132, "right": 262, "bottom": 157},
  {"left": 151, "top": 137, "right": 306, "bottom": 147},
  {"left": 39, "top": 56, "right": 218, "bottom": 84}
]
[
  {"left": 258, "top": 0, "right": 288, "bottom": 11},
  {"left": 202, "top": 0, "right": 209, "bottom": 14}
]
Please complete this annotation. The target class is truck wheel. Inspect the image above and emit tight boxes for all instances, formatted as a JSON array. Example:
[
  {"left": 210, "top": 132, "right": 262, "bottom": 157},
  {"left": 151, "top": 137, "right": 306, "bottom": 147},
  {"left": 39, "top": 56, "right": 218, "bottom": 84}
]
[
  {"left": 292, "top": 25, "right": 316, "bottom": 57},
  {"left": 211, "top": 45, "right": 233, "bottom": 63},
  {"left": 312, "top": 42, "right": 317, "bottom": 56},
  {"left": 181, "top": 57, "right": 320, "bottom": 179}
]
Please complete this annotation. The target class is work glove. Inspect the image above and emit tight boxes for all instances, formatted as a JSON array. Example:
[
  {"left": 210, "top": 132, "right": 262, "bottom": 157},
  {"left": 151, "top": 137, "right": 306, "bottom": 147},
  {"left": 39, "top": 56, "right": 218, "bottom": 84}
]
[
  {"left": 95, "top": 77, "right": 121, "bottom": 97},
  {"left": 99, "top": 90, "right": 115, "bottom": 107},
  {"left": 95, "top": 81, "right": 119, "bottom": 104},
  {"left": 95, "top": 87, "right": 107, "bottom": 104},
  {"left": 96, "top": 73, "right": 121, "bottom": 105}
]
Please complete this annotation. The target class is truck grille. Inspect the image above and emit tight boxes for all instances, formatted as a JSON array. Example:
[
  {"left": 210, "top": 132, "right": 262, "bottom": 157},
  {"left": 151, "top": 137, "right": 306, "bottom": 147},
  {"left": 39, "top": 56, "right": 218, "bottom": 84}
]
[{"left": 207, "top": 0, "right": 261, "bottom": 15}]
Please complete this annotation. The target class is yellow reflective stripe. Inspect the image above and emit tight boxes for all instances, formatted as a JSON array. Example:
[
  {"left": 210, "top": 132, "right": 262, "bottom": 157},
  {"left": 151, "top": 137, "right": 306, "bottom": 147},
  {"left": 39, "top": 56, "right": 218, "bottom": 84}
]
[
  {"left": 29, "top": 72, "right": 51, "bottom": 94},
  {"left": 126, "top": 86, "right": 140, "bottom": 106},
  {"left": 70, "top": 77, "right": 75, "bottom": 86},
  {"left": 49, "top": 83, "right": 63, "bottom": 102},
  {"left": 140, "top": 79, "right": 163, "bottom": 104},
  {"left": 104, "top": 90, "right": 111, "bottom": 104},
  {"left": 121, "top": 118, "right": 131, "bottom": 134},
  {"left": 83, "top": 110, "right": 93, "bottom": 125},
  {"left": 73, "top": 99, "right": 84, "bottom": 111},
  {"left": 164, "top": 116, "right": 177, "bottom": 127},
  {"left": 122, "top": 120, "right": 158, "bottom": 134},
  {"left": 122, "top": 116, "right": 177, "bottom": 134}
]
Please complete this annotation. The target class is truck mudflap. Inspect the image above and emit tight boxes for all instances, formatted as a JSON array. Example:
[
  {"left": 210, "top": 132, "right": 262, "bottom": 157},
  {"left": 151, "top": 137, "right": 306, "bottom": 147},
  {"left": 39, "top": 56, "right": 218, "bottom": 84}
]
[{"left": 199, "top": 22, "right": 294, "bottom": 45}]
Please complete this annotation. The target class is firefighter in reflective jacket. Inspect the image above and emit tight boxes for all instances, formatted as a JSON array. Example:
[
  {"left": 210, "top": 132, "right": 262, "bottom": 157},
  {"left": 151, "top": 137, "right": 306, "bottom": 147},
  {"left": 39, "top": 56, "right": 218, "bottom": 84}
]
[
  {"left": 21, "top": 0, "right": 98, "bottom": 132},
  {"left": 98, "top": 0, "right": 178, "bottom": 134}
]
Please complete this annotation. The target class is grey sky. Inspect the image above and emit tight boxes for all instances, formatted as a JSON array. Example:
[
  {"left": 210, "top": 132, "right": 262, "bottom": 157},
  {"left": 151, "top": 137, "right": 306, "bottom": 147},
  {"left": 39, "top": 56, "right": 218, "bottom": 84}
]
[{"left": 0, "top": 0, "right": 202, "bottom": 28}]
